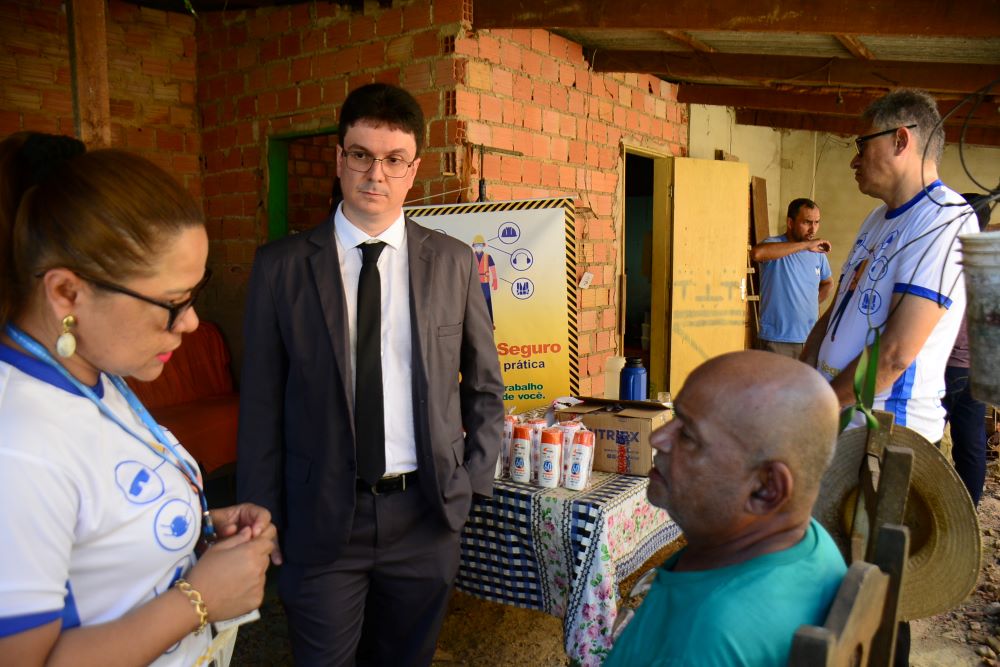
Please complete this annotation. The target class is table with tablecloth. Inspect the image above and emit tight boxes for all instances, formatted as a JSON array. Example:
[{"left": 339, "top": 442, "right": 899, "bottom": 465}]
[{"left": 456, "top": 471, "right": 681, "bottom": 666}]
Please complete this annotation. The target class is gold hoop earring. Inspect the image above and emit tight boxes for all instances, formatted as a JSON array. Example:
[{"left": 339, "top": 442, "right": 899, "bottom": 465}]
[{"left": 56, "top": 315, "right": 77, "bottom": 358}]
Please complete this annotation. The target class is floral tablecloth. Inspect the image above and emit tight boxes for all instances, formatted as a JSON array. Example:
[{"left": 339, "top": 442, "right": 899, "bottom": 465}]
[{"left": 456, "top": 471, "right": 680, "bottom": 666}]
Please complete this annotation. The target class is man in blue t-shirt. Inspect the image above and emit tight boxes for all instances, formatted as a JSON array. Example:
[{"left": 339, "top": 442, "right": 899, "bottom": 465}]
[
  {"left": 605, "top": 351, "right": 846, "bottom": 667},
  {"left": 751, "top": 198, "right": 833, "bottom": 359}
]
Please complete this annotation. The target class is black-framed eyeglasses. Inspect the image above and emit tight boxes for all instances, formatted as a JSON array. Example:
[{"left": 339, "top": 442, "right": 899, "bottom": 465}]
[
  {"left": 342, "top": 149, "right": 415, "bottom": 178},
  {"left": 84, "top": 268, "right": 212, "bottom": 331},
  {"left": 854, "top": 124, "right": 918, "bottom": 155}
]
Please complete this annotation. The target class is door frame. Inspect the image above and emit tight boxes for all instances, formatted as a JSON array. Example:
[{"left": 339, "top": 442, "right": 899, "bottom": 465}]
[{"left": 619, "top": 143, "right": 672, "bottom": 397}]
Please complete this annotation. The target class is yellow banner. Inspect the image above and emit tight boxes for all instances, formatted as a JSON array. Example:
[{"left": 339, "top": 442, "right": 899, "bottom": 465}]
[{"left": 405, "top": 198, "right": 578, "bottom": 411}]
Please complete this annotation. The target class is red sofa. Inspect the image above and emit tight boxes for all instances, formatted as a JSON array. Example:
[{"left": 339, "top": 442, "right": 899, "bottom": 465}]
[{"left": 126, "top": 321, "right": 239, "bottom": 477}]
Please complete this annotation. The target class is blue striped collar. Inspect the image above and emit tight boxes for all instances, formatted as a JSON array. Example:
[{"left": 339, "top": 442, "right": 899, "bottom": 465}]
[
  {"left": 0, "top": 341, "right": 104, "bottom": 398},
  {"left": 886, "top": 180, "right": 943, "bottom": 219}
]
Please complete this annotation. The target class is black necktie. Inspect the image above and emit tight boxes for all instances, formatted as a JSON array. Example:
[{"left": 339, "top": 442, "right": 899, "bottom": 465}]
[{"left": 355, "top": 241, "right": 386, "bottom": 485}]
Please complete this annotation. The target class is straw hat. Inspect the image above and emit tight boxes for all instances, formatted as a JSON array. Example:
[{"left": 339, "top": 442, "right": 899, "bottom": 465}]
[{"left": 813, "top": 424, "right": 981, "bottom": 621}]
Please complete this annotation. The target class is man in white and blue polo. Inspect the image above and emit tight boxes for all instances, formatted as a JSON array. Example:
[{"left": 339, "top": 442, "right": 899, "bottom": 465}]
[{"left": 751, "top": 198, "right": 833, "bottom": 359}]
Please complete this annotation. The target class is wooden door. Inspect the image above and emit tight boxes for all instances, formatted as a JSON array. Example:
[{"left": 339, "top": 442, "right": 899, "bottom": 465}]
[{"left": 649, "top": 157, "right": 750, "bottom": 396}]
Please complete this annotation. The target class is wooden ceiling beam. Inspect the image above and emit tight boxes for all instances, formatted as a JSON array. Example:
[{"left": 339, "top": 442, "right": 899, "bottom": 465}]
[
  {"left": 660, "top": 30, "right": 715, "bottom": 53},
  {"left": 590, "top": 51, "right": 1000, "bottom": 94},
  {"left": 677, "top": 84, "right": 1000, "bottom": 126},
  {"left": 474, "top": 0, "right": 1000, "bottom": 38},
  {"left": 835, "top": 35, "right": 875, "bottom": 60},
  {"left": 734, "top": 109, "right": 1000, "bottom": 147}
]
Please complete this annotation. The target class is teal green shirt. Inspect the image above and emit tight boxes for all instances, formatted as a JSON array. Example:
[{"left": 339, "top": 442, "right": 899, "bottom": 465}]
[{"left": 604, "top": 519, "right": 846, "bottom": 667}]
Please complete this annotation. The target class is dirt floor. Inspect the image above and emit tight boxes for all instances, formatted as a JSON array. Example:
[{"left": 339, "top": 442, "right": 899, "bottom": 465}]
[{"left": 231, "top": 449, "right": 1000, "bottom": 667}]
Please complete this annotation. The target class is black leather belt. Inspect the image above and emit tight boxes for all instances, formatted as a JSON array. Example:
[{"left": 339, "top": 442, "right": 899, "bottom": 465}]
[{"left": 357, "top": 471, "right": 417, "bottom": 495}]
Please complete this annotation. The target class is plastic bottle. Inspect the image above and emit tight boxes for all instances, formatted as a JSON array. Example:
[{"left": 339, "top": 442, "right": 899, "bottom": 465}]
[
  {"left": 619, "top": 357, "right": 648, "bottom": 401},
  {"left": 604, "top": 356, "right": 626, "bottom": 399},
  {"left": 510, "top": 425, "right": 532, "bottom": 483}
]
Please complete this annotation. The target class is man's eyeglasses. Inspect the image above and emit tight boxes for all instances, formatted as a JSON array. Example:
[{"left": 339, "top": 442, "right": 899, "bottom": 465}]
[
  {"left": 342, "top": 150, "right": 415, "bottom": 178},
  {"left": 854, "top": 124, "right": 918, "bottom": 155},
  {"left": 83, "top": 268, "right": 212, "bottom": 331}
]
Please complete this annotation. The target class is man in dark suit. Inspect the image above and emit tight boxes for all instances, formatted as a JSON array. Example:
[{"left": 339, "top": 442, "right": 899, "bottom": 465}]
[{"left": 237, "top": 83, "right": 504, "bottom": 666}]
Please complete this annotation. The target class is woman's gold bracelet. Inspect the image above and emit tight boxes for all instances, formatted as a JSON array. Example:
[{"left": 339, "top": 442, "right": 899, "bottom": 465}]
[{"left": 174, "top": 578, "right": 209, "bottom": 635}]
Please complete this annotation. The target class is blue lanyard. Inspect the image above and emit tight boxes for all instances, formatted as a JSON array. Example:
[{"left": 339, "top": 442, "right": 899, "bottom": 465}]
[{"left": 5, "top": 323, "right": 217, "bottom": 544}]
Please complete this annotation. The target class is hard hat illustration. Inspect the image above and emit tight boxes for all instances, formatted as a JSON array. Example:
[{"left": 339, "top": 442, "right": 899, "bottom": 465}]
[{"left": 472, "top": 234, "right": 485, "bottom": 245}]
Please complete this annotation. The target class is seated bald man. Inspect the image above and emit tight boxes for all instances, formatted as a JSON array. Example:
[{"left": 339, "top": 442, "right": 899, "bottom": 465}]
[{"left": 605, "top": 350, "right": 847, "bottom": 667}]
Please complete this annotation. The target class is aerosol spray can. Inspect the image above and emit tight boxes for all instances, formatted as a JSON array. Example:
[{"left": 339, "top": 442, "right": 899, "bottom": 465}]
[
  {"left": 497, "top": 413, "right": 519, "bottom": 478},
  {"left": 509, "top": 425, "right": 533, "bottom": 483},
  {"left": 557, "top": 420, "right": 583, "bottom": 485},
  {"left": 526, "top": 418, "right": 548, "bottom": 484},
  {"left": 564, "top": 429, "right": 595, "bottom": 491},
  {"left": 538, "top": 428, "right": 564, "bottom": 488}
]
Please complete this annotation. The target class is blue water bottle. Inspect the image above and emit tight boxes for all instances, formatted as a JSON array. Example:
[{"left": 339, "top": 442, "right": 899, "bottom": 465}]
[{"left": 619, "top": 357, "right": 648, "bottom": 401}]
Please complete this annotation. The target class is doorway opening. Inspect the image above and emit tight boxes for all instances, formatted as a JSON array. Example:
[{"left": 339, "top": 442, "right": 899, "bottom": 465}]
[
  {"left": 623, "top": 153, "right": 655, "bottom": 371},
  {"left": 266, "top": 126, "right": 339, "bottom": 239}
]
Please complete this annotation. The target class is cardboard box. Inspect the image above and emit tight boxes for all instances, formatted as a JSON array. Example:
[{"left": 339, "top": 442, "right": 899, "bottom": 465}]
[{"left": 555, "top": 397, "right": 672, "bottom": 476}]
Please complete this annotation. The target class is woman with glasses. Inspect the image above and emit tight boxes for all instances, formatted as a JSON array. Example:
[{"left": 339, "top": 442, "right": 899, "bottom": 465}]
[{"left": 0, "top": 132, "right": 279, "bottom": 666}]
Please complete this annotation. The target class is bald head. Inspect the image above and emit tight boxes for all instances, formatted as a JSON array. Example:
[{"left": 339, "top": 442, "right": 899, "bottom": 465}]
[{"left": 683, "top": 351, "right": 839, "bottom": 507}]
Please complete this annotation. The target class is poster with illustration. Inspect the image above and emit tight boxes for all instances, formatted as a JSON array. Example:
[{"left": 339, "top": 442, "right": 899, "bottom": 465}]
[{"left": 405, "top": 197, "right": 578, "bottom": 411}]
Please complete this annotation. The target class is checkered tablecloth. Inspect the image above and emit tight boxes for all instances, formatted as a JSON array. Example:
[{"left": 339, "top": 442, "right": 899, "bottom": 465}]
[{"left": 457, "top": 471, "right": 681, "bottom": 666}]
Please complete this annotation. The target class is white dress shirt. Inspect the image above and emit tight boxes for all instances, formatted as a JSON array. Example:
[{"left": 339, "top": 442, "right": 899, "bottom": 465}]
[{"left": 334, "top": 206, "right": 416, "bottom": 475}]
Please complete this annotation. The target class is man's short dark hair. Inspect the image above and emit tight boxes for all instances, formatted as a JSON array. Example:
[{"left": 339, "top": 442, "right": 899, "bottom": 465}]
[
  {"left": 786, "top": 198, "right": 818, "bottom": 221},
  {"left": 338, "top": 83, "right": 425, "bottom": 156},
  {"left": 863, "top": 89, "right": 944, "bottom": 165}
]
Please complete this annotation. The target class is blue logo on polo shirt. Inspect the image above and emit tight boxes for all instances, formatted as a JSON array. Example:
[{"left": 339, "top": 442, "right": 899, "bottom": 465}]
[
  {"left": 115, "top": 461, "right": 165, "bottom": 504},
  {"left": 154, "top": 498, "right": 196, "bottom": 551},
  {"left": 859, "top": 289, "right": 882, "bottom": 315},
  {"left": 868, "top": 257, "right": 889, "bottom": 283}
]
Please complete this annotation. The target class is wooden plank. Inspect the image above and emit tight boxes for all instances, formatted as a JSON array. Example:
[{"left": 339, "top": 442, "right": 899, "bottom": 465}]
[
  {"left": 591, "top": 52, "right": 1000, "bottom": 95},
  {"left": 750, "top": 177, "right": 769, "bottom": 244},
  {"left": 668, "top": 158, "right": 749, "bottom": 392},
  {"left": 869, "top": 524, "right": 909, "bottom": 667},
  {"left": 68, "top": 0, "right": 110, "bottom": 146},
  {"left": 474, "top": 0, "right": 1000, "bottom": 38},
  {"left": 735, "top": 110, "right": 1000, "bottom": 147},
  {"left": 677, "top": 85, "right": 1000, "bottom": 127}
]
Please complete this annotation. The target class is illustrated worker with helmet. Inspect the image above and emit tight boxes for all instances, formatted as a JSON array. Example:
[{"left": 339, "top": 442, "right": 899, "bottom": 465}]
[{"left": 472, "top": 234, "right": 498, "bottom": 323}]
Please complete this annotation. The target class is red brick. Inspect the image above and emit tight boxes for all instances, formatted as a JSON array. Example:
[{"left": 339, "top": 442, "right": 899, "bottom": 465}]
[
  {"left": 289, "top": 3, "right": 312, "bottom": 29},
  {"left": 351, "top": 14, "right": 376, "bottom": 41},
  {"left": 41, "top": 89, "right": 72, "bottom": 116},
  {"left": 300, "top": 84, "right": 322, "bottom": 108},
  {"left": 172, "top": 154, "right": 199, "bottom": 174},
  {"left": 277, "top": 88, "right": 297, "bottom": 114},
  {"left": 521, "top": 49, "right": 541, "bottom": 77},
  {"left": 376, "top": 6, "right": 403, "bottom": 36},
  {"left": 0, "top": 110, "right": 21, "bottom": 136},
  {"left": 302, "top": 28, "right": 324, "bottom": 54},
  {"left": 333, "top": 46, "right": 360, "bottom": 75},
  {"left": 268, "top": 62, "right": 290, "bottom": 87},
  {"left": 414, "top": 30, "right": 441, "bottom": 59},
  {"left": 280, "top": 33, "right": 302, "bottom": 58},
  {"left": 291, "top": 56, "right": 311, "bottom": 82},
  {"left": 523, "top": 105, "right": 542, "bottom": 131},
  {"left": 360, "top": 42, "right": 384, "bottom": 69},
  {"left": 432, "top": 0, "right": 463, "bottom": 23},
  {"left": 386, "top": 34, "right": 412, "bottom": 63},
  {"left": 480, "top": 95, "right": 501, "bottom": 123},
  {"left": 402, "top": 61, "right": 432, "bottom": 91},
  {"left": 269, "top": 10, "right": 290, "bottom": 33},
  {"left": 156, "top": 128, "right": 184, "bottom": 151},
  {"left": 402, "top": 3, "right": 431, "bottom": 30}
]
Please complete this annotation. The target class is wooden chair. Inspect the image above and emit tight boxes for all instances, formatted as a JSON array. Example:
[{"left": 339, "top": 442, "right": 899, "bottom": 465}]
[{"left": 789, "top": 524, "right": 910, "bottom": 667}]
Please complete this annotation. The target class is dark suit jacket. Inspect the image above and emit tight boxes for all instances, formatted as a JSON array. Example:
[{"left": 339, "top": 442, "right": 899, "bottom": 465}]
[{"left": 236, "top": 217, "right": 504, "bottom": 565}]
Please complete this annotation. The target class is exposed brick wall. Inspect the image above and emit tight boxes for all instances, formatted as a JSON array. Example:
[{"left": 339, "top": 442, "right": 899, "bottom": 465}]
[
  {"left": 0, "top": 1, "right": 200, "bottom": 196},
  {"left": 0, "top": 0, "right": 74, "bottom": 138},
  {"left": 287, "top": 133, "right": 337, "bottom": 234},
  {"left": 195, "top": 0, "right": 466, "bottom": 362},
  {"left": 195, "top": 0, "right": 687, "bottom": 390},
  {"left": 104, "top": 1, "right": 201, "bottom": 195},
  {"left": 451, "top": 27, "right": 687, "bottom": 396}
]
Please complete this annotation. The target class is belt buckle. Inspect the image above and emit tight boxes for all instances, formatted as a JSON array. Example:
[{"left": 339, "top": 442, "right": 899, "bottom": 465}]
[{"left": 373, "top": 473, "right": 406, "bottom": 495}]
